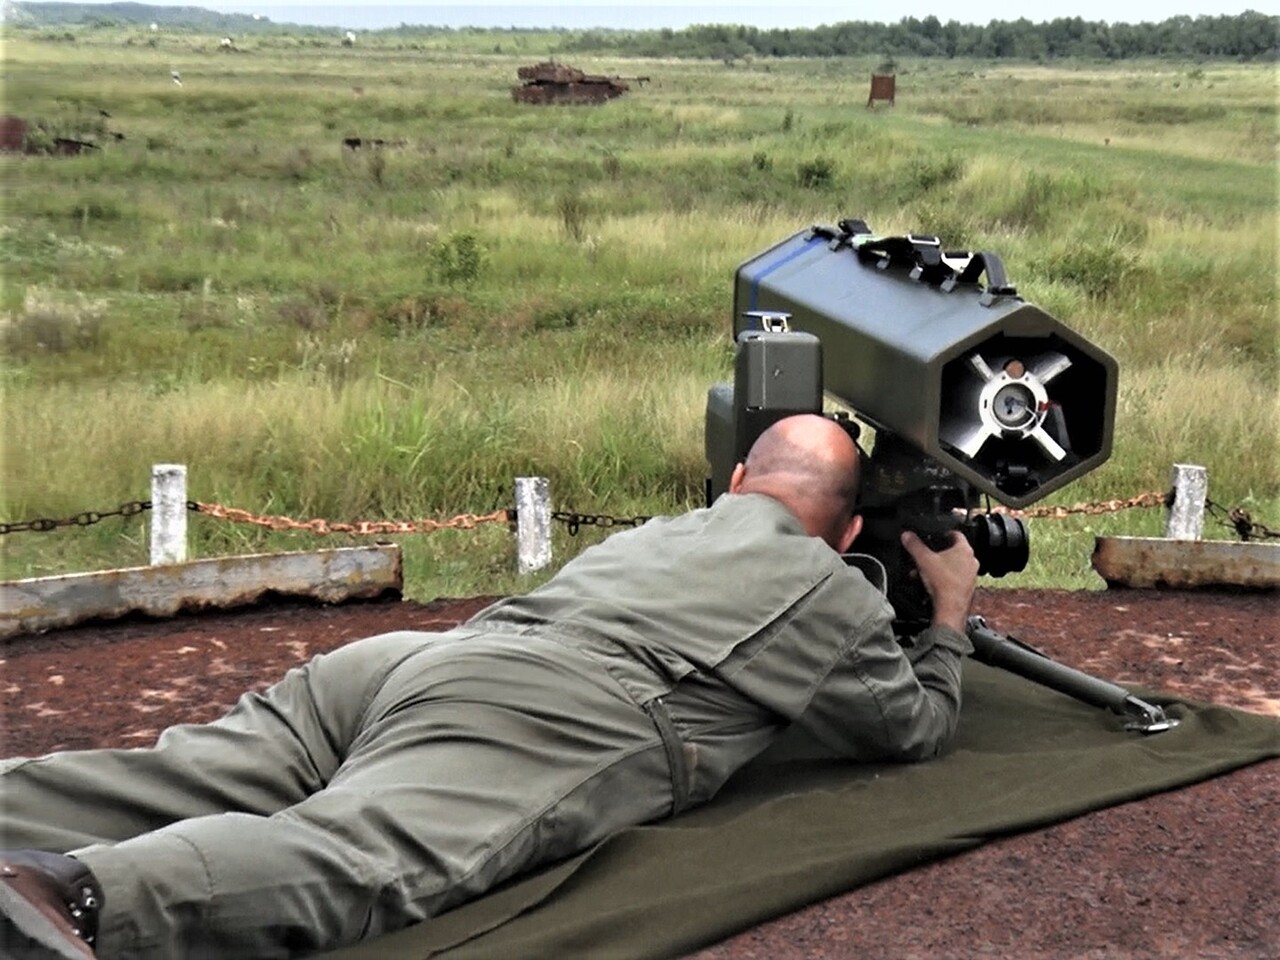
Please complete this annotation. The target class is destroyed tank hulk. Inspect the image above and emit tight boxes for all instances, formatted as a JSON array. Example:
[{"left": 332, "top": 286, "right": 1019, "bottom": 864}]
[{"left": 512, "top": 61, "right": 649, "bottom": 105}]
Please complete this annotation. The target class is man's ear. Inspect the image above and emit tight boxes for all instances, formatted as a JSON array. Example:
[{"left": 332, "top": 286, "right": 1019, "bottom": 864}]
[
  {"left": 728, "top": 462, "right": 747, "bottom": 494},
  {"left": 836, "top": 513, "right": 863, "bottom": 554}
]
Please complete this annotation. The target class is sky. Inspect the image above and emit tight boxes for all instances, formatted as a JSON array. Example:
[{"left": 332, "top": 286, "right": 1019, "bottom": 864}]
[{"left": 47, "top": 1, "right": 1280, "bottom": 31}]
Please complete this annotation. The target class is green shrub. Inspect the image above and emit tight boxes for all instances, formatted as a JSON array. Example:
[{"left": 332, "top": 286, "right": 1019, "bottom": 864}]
[
  {"left": 602, "top": 150, "right": 622, "bottom": 181},
  {"left": 995, "top": 169, "right": 1109, "bottom": 232},
  {"left": 136, "top": 263, "right": 208, "bottom": 293},
  {"left": 533, "top": 304, "right": 580, "bottom": 331},
  {"left": 906, "top": 153, "right": 966, "bottom": 193},
  {"left": 276, "top": 296, "right": 329, "bottom": 331},
  {"left": 907, "top": 200, "right": 974, "bottom": 249},
  {"left": 65, "top": 194, "right": 132, "bottom": 224},
  {"left": 367, "top": 149, "right": 387, "bottom": 186},
  {"left": 279, "top": 147, "right": 316, "bottom": 182},
  {"left": 1, "top": 287, "right": 107, "bottom": 356},
  {"left": 23, "top": 126, "right": 54, "bottom": 154},
  {"left": 797, "top": 156, "right": 835, "bottom": 189},
  {"left": 1036, "top": 242, "right": 1138, "bottom": 298},
  {"left": 557, "top": 191, "right": 590, "bottom": 242},
  {"left": 430, "top": 232, "right": 487, "bottom": 286},
  {"left": 180, "top": 298, "right": 232, "bottom": 332}
]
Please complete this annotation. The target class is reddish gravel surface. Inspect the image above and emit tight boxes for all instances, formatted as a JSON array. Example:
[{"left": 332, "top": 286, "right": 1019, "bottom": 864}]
[{"left": 2, "top": 588, "right": 1277, "bottom": 959}]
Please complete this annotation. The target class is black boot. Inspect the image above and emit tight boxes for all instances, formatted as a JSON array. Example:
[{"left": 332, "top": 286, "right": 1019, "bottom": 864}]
[{"left": 0, "top": 850, "right": 102, "bottom": 959}]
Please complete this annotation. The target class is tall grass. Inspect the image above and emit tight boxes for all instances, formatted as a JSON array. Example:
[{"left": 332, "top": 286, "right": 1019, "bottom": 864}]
[{"left": 1, "top": 34, "right": 1276, "bottom": 597}]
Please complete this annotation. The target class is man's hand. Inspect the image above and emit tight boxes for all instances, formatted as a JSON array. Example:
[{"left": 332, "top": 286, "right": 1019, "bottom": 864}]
[{"left": 900, "top": 530, "right": 979, "bottom": 634}]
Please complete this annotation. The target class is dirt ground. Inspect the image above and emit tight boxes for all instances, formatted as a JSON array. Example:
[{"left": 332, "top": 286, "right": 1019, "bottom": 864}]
[{"left": 2, "top": 587, "right": 1277, "bottom": 958}]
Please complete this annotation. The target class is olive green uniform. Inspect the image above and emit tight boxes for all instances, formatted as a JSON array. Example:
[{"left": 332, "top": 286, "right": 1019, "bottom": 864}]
[{"left": 0, "top": 493, "right": 971, "bottom": 958}]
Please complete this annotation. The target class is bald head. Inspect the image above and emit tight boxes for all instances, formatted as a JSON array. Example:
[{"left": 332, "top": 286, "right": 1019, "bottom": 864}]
[{"left": 729, "top": 414, "right": 863, "bottom": 551}]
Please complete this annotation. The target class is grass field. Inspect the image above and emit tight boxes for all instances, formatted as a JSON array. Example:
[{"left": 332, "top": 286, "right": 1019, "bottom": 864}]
[{"left": 1, "top": 31, "right": 1276, "bottom": 598}]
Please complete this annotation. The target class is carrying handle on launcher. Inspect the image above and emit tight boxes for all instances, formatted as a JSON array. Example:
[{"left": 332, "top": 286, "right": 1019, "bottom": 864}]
[{"left": 809, "top": 218, "right": 1017, "bottom": 300}]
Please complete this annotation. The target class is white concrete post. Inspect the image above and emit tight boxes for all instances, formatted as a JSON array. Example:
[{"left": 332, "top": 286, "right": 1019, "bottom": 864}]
[
  {"left": 1165, "top": 463, "right": 1207, "bottom": 541},
  {"left": 150, "top": 464, "right": 188, "bottom": 565},
  {"left": 515, "top": 476, "right": 551, "bottom": 574}
]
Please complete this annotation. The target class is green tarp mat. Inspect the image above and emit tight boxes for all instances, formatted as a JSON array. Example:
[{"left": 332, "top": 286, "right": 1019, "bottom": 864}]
[{"left": 324, "top": 661, "right": 1280, "bottom": 960}]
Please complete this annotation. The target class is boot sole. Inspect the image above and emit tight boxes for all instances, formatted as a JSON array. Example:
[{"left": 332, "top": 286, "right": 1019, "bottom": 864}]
[{"left": 0, "top": 880, "right": 91, "bottom": 960}]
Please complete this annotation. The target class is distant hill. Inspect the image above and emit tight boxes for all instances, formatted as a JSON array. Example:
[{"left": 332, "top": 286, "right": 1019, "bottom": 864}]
[{"left": 3, "top": 2, "right": 295, "bottom": 32}]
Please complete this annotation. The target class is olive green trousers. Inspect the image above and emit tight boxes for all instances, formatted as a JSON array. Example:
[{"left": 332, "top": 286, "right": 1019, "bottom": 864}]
[{"left": 0, "top": 631, "right": 677, "bottom": 959}]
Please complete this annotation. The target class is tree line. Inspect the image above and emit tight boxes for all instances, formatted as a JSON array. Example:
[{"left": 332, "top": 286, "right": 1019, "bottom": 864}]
[
  {"left": 559, "top": 12, "right": 1278, "bottom": 62},
  {"left": 7, "top": 3, "right": 1277, "bottom": 61}
]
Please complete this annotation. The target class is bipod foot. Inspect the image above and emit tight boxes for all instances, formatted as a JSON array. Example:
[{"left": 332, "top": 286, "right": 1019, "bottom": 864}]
[{"left": 1119, "top": 694, "right": 1179, "bottom": 734}]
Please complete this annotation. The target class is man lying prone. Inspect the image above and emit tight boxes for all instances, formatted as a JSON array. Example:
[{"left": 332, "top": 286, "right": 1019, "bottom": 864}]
[{"left": 1, "top": 414, "right": 977, "bottom": 959}]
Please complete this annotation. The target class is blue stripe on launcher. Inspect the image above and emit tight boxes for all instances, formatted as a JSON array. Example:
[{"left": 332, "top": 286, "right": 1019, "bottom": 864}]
[{"left": 746, "top": 234, "right": 826, "bottom": 313}]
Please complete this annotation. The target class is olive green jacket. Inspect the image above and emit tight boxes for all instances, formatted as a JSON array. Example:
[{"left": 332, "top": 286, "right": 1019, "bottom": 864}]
[{"left": 471, "top": 493, "right": 972, "bottom": 777}]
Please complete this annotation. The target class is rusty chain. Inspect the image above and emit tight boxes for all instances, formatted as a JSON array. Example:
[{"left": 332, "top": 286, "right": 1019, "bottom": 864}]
[
  {"left": 990, "top": 490, "right": 1169, "bottom": 519},
  {"left": 191, "top": 502, "right": 510, "bottom": 535},
  {"left": 2, "top": 492, "right": 1276, "bottom": 542},
  {"left": 0, "top": 500, "right": 507, "bottom": 537}
]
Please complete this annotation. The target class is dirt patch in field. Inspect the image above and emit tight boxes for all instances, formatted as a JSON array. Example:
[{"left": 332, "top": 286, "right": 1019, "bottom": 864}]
[{"left": 2, "top": 587, "right": 1277, "bottom": 958}]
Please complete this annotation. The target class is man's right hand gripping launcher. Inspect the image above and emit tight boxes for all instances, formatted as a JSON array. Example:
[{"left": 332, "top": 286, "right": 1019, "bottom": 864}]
[{"left": 705, "top": 218, "right": 1177, "bottom": 734}]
